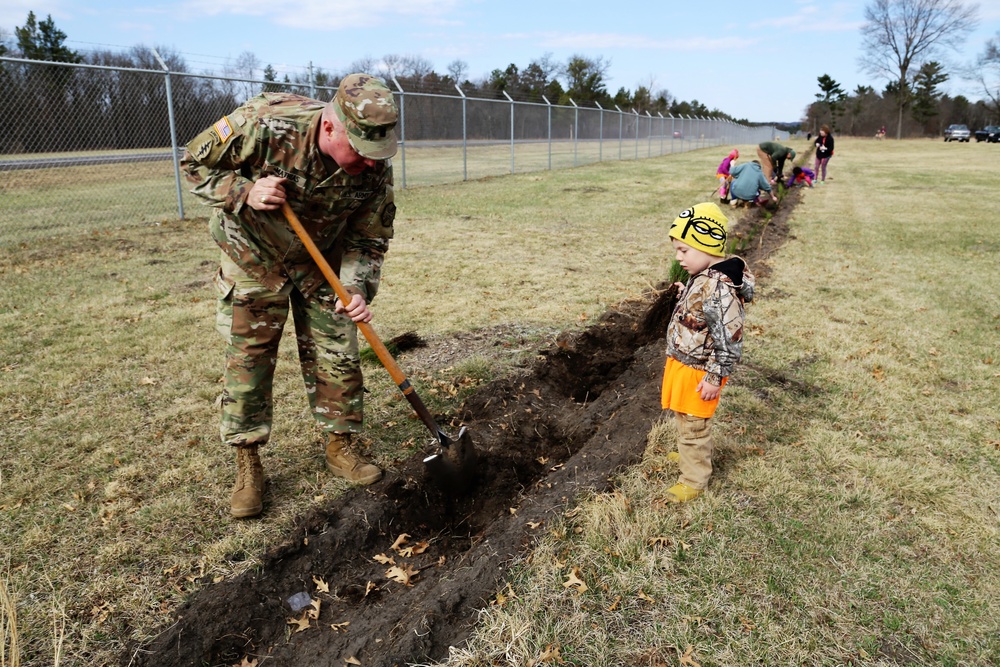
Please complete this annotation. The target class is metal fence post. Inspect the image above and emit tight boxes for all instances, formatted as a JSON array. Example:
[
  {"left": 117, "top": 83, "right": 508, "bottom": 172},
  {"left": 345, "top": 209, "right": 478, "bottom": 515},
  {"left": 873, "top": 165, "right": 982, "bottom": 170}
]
[
  {"left": 646, "top": 111, "right": 653, "bottom": 157},
  {"left": 658, "top": 113, "right": 664, "bottom": 156},
  {"left": 595, "top": 101, "right": 604, "bottom": 161},
  {"left": 391, "top": 76, "right": 406, "bottom": 189},
  {"left": 569, "top": 98, "right": 579, "bottom": 167},
  {"left": 615, "top": 105, "right": 624, "bottom": 160},
  {"left": 456, "top": 84, "right": 468, "bottom": 182},
  {"left": 503, "top": 90, "right": 515, "bottom": 174},
  {"left": 632, "top": 109, "right": 639, "bottom": 160},
  {"left": 152, "top": 49, "right": 185, "bottom": 220},
  {"left": 543, "top": 95, "right": 552, "bottom": 171}
]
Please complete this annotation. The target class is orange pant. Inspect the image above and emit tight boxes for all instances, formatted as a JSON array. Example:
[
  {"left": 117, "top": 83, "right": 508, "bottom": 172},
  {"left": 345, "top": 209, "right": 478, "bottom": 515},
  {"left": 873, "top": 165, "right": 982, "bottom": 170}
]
[
  {"left": 661, "top": 357, "right": 726, "bottom": 418},
  {"left": 661, "top": 358, "right": 728, "bottom": 489}
]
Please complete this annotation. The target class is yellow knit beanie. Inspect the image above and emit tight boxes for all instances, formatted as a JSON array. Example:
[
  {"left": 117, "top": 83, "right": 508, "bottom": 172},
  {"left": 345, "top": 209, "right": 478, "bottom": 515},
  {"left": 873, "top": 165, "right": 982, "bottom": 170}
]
[{"left": 669, "top": 203, "right": 729, "bottom": 257}]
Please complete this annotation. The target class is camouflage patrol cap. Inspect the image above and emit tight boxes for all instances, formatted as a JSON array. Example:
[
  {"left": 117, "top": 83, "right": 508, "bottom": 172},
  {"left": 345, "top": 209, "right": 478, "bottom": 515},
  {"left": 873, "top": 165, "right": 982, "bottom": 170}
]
[{"left": 333, "top": 73, "right": 398, "bottom": 160}]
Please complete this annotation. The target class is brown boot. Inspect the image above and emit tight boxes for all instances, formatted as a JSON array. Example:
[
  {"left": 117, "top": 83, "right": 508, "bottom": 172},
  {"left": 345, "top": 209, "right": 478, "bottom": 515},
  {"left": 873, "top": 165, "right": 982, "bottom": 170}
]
[
  {"left": 230, "top": 445, "right": 265, "bottom": 518},
  {"left": 325, "top": 433, "right": 382, "bottom": 485}
]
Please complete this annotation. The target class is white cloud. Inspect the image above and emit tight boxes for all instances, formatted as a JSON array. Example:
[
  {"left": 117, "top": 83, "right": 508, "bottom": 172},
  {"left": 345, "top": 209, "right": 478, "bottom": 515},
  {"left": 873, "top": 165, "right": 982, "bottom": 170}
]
[
  {"left": 182, "top": 0, "right": 466, "bottom": 29},
  {"left": 504, "top": 31, "right": 756, "bottom": 52}
]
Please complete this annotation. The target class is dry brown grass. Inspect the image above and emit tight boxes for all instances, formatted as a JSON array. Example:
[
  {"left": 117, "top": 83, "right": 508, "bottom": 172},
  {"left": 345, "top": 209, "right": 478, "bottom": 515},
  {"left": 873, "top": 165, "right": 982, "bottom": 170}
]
[
  {"left": 2, "top": 138, "right": 998, "bottom": 666},
  {"left": 424, "top": 138, "right": 1000, "bottom": 667}
]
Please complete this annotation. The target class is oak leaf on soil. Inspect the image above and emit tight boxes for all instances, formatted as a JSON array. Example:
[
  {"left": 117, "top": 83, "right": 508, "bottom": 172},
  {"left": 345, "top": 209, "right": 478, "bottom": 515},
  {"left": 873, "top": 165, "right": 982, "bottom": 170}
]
[{"left": 287, "top": 612, "right": 311, "bottom": 633}]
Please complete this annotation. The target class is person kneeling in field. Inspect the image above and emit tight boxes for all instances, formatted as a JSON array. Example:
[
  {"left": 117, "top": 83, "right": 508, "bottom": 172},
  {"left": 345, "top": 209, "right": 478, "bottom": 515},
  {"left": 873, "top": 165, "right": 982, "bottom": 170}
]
[
  {"left": 661, "top": 203, "right": 755, "bottom": 502},
  {"left": 728, "top": 159, "right": 777, "bottom": 207},
  {"left": 785, "top": 166, "right": 815, "bottom": 188}
]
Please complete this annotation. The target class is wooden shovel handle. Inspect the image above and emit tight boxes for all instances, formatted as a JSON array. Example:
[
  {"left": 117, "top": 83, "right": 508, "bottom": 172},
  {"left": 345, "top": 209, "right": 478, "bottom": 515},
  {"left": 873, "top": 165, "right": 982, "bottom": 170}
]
[{"left": 281, "top": 202, "right": 443, "bottom": 439}]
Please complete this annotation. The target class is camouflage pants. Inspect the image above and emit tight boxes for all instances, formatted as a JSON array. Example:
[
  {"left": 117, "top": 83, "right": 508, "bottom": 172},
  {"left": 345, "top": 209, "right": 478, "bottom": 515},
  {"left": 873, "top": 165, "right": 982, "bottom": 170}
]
[{"left": 214, "top": 253, "right": 363, "bottom": 447}]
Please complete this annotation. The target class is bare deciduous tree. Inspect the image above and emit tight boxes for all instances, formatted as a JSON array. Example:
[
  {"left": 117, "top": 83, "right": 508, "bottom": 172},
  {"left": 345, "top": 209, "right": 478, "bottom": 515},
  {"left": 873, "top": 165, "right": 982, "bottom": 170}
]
[
  {"left": 859, "top": 0, "right": 978, "bottom": 139},
  {"left": 972, "top": 31, "right": 1000, "bottom": 118}
]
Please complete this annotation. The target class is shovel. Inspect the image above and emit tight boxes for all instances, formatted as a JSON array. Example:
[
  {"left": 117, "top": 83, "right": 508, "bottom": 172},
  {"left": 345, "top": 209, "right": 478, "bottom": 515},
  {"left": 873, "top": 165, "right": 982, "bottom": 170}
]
[{"left": 282, "top": 202, "right": 478, "bottom": 494}]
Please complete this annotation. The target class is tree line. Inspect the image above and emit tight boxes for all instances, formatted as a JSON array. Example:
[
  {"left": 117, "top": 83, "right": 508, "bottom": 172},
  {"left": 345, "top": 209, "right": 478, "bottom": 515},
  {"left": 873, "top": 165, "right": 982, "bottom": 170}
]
[
  {"left": 806, "top": 67, "right": 996, "bottom": 138},
  {"left": 0, "top": 12, "right": 748, "bottom": 156},
  {"left": 805, "top": 0, "right": 998, "bottom": 138}
]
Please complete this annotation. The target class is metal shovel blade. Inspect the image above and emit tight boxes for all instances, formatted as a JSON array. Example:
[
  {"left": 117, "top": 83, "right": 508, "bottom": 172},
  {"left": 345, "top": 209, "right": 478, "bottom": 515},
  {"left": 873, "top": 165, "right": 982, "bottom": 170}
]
[{"left": 422, "top": 426, "right": 478, "bottom": 494}]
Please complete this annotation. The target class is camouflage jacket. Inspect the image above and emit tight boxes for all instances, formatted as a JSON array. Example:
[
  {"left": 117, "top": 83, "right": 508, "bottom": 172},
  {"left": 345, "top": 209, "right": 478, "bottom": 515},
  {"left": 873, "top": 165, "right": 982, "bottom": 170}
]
[
  {"left": 667, "top": 257, "right": 755, "bottom": 386},
  {"left": 181, "top": 93, "right": 395, "bottom": 300}
]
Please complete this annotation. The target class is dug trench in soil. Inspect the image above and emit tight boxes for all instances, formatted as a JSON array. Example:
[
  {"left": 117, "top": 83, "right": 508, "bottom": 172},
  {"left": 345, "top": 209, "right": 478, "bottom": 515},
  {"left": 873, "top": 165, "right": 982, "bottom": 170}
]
[{"left": 126, "top": 189, "right": 799, "bottom": 667}]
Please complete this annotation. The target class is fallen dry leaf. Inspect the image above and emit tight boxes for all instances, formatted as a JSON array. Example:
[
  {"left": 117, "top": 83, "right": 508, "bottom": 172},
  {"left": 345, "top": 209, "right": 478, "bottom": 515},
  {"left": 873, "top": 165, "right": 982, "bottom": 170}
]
[
  {"left": 389, "top": 533, "right": 410, "bottom": 552},
  {"left": 330, "top": 621, "right": 350, "bottom": 632},
  {"left": 534, "top": 643, "right": 561, "bottom": 665},
  {"left": 398, "top": 541, "right": 429, "bottom": 558},
  {"left": 287, "top": 612, "right": 311, "bottom": 633},
  {"left": 344, "top": 657, "right": 361, "bottom": 666},
  {"left": 679, "top": 645, "right": 701, "bottom": 667},
  {"left": 312, "top": 576, "right": 329, "bottom": 593},
  {"left": 364, "top": 581, "right": 377, "bottom": 597},
  {"left": 527, "top": 521, "right": 543, "bottom": 529},
  {"left": 139, "top": 377, "right": 158, "bottom": 385},
  {"left": 606, "top": 595, "right": 622, "bottom": 611},
  {"left": 386, "top": 564, "right": 419, "bottom": 586},
  {"left": 562, "top": 567, "right": 588, "bottom": 594},
  {"left": 306, "top": 598, "right": 321, "bottom": 620},
  {"left": 232, "top": 657, "right": 258, "bottom": 667},
  {"left": 648, "top": 536, "right": 670, "bottom": 549},
  {"left": 637, "top": 589, "right": 655, "bottom": 603},
  {"left": 372, "top": 553, "right": 395, "bottom": 565}
]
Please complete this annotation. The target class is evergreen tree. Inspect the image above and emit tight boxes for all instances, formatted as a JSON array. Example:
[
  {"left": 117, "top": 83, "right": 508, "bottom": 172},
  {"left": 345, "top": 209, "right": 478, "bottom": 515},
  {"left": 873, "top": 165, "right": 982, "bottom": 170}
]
[
  {"left": 911, "top": 61, "right": 948, "bottom": 130},
  {"left": 815, "top": 74, "right": 847, "bottom": 130},
  {"left": 15, "top": 12, "right": 80, "bottom": 62}
]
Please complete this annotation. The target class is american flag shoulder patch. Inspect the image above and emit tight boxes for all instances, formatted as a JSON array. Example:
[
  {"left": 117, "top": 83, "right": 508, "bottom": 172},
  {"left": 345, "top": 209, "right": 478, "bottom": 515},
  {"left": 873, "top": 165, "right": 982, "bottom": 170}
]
[{"left": 213, "top": 117, "right": 234, "bottom": 142}]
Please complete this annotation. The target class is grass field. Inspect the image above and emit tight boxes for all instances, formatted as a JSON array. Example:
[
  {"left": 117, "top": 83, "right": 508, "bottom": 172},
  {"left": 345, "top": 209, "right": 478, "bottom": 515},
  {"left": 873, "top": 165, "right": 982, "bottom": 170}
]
[{"left": 1, "top": 138, "right": 999, "bottom": 666}]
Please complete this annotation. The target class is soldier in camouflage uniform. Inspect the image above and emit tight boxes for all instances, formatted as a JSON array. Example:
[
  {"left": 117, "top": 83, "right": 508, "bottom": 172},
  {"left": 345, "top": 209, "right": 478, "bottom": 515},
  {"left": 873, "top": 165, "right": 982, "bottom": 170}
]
[{"left": 181, "top": 73, "right": 399, "bottom": 518}]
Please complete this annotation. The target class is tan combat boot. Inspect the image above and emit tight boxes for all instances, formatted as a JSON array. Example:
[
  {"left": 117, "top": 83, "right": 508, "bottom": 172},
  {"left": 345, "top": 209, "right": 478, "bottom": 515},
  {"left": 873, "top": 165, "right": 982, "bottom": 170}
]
[
  {"left": 230, "top": 445, "right": 265, "bottom": 518},
  {"left": 325, "top": 433, "right": 382, "bottom": 485}
]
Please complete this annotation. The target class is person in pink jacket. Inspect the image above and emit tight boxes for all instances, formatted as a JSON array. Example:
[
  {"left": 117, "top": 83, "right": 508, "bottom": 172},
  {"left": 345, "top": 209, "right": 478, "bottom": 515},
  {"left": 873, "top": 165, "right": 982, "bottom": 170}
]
[{"left": 715, "top": 149, "right": 739, "bottom": 202}]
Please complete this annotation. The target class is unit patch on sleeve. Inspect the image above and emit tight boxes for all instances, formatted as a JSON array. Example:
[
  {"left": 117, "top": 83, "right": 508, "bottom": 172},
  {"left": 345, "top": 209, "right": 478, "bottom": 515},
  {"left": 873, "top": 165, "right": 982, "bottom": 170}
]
[{"left": 213, "top": 117, "right": 234, "bottom": 142}]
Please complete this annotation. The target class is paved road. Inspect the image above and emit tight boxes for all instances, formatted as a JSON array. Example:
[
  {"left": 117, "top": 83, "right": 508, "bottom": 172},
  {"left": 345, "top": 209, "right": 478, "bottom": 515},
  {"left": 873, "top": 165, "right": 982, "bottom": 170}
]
[{"left": 0, "top": 152, "right": 178, "bottom": 170}]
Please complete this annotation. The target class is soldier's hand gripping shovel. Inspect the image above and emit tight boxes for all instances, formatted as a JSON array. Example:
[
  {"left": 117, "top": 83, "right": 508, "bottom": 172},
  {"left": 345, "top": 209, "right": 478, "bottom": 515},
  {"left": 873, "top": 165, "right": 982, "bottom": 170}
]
[{"left": 282, "top": 203, "right": 478, "bottom": 494}]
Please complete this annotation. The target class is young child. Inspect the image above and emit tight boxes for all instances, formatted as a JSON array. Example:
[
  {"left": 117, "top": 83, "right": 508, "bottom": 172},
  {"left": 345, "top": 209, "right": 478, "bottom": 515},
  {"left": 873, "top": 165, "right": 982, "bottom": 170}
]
[
  {"left": 662, "top": 203, "right": 755, "bottom": 502},
  {"left": 785, "top": 165, "right": 815, "bottom": 188},
  {"left": 716, "top": 149, "right": 739, "bottom": 202}
]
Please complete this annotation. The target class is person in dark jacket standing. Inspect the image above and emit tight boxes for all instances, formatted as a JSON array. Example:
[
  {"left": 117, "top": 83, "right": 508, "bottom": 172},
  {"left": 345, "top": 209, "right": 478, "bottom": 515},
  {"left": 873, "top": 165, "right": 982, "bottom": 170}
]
[
  {"left": 814, "top": 125, "right": 834, "bottom": 184},
  {"left": 181, "top": 73, "right": 399, "bottom": 518}
]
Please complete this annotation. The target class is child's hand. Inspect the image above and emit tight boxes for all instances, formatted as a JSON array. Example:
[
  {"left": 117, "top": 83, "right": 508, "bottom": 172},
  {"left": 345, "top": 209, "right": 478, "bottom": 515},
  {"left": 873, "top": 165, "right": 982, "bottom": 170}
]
[
  {"left": 696, "top": 379, "right": 721, "bottom": 401},
  {"left": 673, "top": 281, "right": 686, "bottom": 295}
]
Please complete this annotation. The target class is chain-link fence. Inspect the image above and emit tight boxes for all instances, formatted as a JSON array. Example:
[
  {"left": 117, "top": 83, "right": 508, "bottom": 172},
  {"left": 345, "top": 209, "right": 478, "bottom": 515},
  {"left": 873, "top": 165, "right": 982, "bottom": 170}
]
[{"left": 0, "top": 56, "right": 779, "bottom": 245}]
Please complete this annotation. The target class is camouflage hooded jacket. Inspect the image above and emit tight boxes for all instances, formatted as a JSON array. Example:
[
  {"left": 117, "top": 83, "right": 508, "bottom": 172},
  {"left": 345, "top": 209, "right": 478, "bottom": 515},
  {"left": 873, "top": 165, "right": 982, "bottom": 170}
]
[
  {"left": 181, "top": 93, "right": 395, "bottom": 300},
  {"left": 667, "top": 256, "right": 755, "bottom": 386}
]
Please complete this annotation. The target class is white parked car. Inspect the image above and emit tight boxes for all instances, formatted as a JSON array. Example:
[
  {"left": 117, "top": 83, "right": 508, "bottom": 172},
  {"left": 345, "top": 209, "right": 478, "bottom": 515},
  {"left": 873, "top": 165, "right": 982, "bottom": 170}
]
[{"left": 943, "top": 124, "right": 970, "bottom": 142}]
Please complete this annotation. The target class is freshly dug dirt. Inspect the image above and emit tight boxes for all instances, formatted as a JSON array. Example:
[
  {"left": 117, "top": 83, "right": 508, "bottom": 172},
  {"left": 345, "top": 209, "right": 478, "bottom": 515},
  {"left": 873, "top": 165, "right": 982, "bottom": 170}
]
[{"left": 126, "top": 191, "right": 797, "bottom": 667}]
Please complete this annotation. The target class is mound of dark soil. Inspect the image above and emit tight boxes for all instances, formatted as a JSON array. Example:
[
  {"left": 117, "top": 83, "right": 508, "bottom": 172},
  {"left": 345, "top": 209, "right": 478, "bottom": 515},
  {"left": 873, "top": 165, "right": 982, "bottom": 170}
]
[{"left": 126, "top": 191, "right": 796, "bottom": 667}]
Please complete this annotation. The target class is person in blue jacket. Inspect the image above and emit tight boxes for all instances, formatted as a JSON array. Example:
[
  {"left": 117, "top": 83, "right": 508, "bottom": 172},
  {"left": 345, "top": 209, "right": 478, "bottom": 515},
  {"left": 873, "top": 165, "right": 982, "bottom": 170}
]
[{"left": 727, "top": 160, "right": 777, "bottom": 206}]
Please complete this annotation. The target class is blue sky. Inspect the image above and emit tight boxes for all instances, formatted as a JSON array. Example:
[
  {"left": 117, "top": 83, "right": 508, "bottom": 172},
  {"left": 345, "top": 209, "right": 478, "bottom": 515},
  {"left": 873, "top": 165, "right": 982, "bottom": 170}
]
[{"left": 2, "top": 0, "right": 998, "bottom": 122}]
